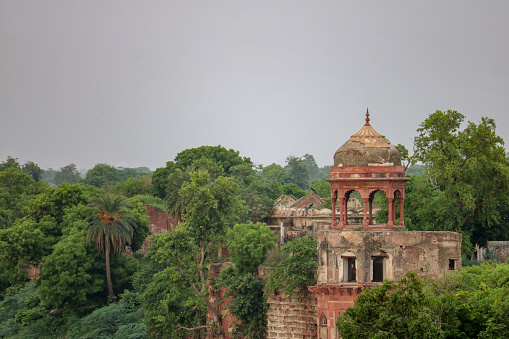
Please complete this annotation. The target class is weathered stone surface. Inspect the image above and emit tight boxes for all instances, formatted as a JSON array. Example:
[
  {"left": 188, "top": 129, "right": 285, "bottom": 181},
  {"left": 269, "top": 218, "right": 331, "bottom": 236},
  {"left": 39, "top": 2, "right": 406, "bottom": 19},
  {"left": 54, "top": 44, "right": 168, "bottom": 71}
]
[
  {"left": 266, "top": 290, "right": 317, "bottom": 339},
  {"left": 487, "top": 241, "right": 509, "bottom": 262},
  {"left": 317, "top": 230, "right": 462, "bottom": 284}
]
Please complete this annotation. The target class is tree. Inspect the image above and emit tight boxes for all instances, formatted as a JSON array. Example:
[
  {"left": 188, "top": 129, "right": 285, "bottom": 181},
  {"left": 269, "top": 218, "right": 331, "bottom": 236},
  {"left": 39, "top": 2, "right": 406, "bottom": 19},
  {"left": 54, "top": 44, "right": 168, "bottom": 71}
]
[
  {"left": 38, "top": 228, "right": 106, "bottom": 315},
  {"left": 411, "top": 110, "right": 509, "bottom": 249},
  {"left": 414, "top": 111, "right": 509, "bottom": 230},
  {"left": 164, "top": 168, "right": 190, "bottom": 221},
  {"left": 221, "top": 269, "right": 269, "bottom": 339},
  {"left": 337, "top": 262, "right": 509, "bottom": 339},
  {"left": 84, "top": 193, "right": 136, "bottom": 299},
  {"left": 112, "top": 176, "right": 152, "bottom": 197},
  {"left": 265, "top": 235, "right": 317, "bottom": 298},
  {"left": 0, "top": 156, "right": 20, "bottom": 171},
  {"left": 82, "top": 163, "right": 116, "bottom": 187},
  {"left": 280, "top": 182, "right": 307, "bottom": 199},
  {"left": 54, "top": 163, "right": 81, "bottom": 185},
  {"left": 285, "top": 156, "right": 310, "bottom": 189},
  {"left": 143, "top": 171, "right": 245, "bottom": 337},
  {"left": 262, "top": 163, "right": 292, "bottom": 185},
  {"left": 231, "top": 164, "right": 281, "bottom": 223},
  {"left": 174, "top": 145, "right": 252, "bottom": 176},
  {"left": 0, "top": 167, "right": 49, "bottom": 229},
  {"left": 21, "top": 161, "right": 43, "bottom": 182},
  {"left": 227, "top": 222, "right": 277, "bottom": 275},
  {"left": 337, "top": 272, "right": 444, "bottom": 339},
  {"left": 151, "top": 161, "right": 175, "bottom": 199}
]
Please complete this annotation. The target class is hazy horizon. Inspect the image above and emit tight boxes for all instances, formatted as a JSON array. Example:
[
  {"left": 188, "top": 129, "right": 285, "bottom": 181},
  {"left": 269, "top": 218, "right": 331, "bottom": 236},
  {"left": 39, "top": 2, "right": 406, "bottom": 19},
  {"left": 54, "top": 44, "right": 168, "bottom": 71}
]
[{"left": 2, "top": 1, "right": 508, "bottom": 171}]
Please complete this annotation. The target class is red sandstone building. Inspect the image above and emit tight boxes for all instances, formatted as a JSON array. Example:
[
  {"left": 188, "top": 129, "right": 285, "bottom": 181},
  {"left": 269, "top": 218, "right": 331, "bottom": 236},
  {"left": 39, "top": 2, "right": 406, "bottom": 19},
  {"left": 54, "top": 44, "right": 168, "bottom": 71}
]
[{"left": 264, "top": 110, "right": 462, "bottom": 339}]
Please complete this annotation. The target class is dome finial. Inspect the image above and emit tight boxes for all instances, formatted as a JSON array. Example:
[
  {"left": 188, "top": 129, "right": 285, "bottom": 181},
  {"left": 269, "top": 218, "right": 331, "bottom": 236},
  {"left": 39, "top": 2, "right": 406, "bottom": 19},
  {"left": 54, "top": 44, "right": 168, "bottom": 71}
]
[{"left": 365, "top": 107, "right": 370, "bottom": 126}]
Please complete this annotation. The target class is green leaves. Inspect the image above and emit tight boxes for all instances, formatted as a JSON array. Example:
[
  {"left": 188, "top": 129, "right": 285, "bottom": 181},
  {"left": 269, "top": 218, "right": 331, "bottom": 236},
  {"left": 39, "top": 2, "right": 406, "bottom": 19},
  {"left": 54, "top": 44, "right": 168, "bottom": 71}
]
[
  {"left": 265, "top": 235, "right": 317, "bottom": 298},
  {"left": 406, "top": 110, "right": 509, "bottom": 249},
  {"left": 337, "top": 262, "right": 509, "bottom": 339},
  {"left": 227, "top": 222, "right": 277, "bottom": 274}
]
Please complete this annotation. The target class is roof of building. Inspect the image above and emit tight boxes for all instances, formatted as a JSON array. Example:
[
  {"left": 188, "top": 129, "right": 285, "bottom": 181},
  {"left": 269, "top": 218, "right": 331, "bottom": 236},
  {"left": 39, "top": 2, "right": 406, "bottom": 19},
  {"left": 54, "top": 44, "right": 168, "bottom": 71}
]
[{"left": 333, "top": 109, "right": 402, "bottom": 167}]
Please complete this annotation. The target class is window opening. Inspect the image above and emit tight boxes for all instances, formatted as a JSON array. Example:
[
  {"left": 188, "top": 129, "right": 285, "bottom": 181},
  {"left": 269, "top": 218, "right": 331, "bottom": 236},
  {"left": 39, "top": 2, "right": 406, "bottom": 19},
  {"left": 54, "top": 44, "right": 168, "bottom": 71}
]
[
  {"left": 449, "top": 259, "right": 456, "bottom": 270},
  {"left": 372, "top": 257, "right": 385, "bottom": 282},
  {"left": 343, "top": 257, "right": 356, "bottom": 282}
]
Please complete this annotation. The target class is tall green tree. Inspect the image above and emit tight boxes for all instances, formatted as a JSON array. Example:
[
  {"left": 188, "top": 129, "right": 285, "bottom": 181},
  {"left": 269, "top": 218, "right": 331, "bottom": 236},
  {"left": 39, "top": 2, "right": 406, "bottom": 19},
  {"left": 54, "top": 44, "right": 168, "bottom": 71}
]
[
  {"left": 227, "top": 222, "right": 277, "bottom": 275},
  {"left": 231, "top": 164, "right": 281, "bottom": 222},
  {"left": 265, "top": 235, "right": 317, "bottom": 298},
  {"left": 82, "top": 164, "right": 116, "bottom": 187},
  {"left": 174, "top": 145, "right": 252, "bottom": 176},
  {"left": 262, "top": 163, "right": 292, "bottom": 185},
  {"left": 285, "top": 156, "right": 310, "bottom": 189},
  {"left": 143, "top": 171, "right": 245, "bottom": 338},
  {"left": 164, "top": 168, "right": 190, "bottom": 221},
  {"left": 411, "top": 111, "right": 509, "bottom": 248},
  {"left": 0, "top": 156, "right": 20, "bottom": 171},
  {"left": 54, "top": 163, "right": 81, "bottom": 185},
  {"left": 21, "top": 161, "right": 43, "bottom": 182},
  {"left": 84, "top": 194, "right": 136, "bottom": 299}
]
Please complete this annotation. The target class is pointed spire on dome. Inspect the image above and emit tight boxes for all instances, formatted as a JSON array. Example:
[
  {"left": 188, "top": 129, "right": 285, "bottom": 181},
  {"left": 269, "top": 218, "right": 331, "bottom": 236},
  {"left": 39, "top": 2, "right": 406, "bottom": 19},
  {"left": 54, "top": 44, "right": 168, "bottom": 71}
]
[{"left": 347, "top": 109, "right": 389, "bottom": 147}]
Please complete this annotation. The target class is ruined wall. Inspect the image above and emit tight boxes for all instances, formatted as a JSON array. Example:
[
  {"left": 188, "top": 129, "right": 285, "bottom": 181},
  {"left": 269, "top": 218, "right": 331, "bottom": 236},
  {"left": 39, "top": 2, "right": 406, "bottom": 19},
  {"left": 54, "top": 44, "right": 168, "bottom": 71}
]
[
  {"left": 266, "top": 208, "right": 332, "bottom": 242},
  {"left": 317, "top": 230, "right": 462, "bottom": 284},
  {"left": 308, "top": 285, "right": 365, "bottom": 339},
  {"left": 139, "top": 204, "right": 177, "bottom": 253},
  {"left": 266, "top": 290, "right": 317, "bottom": 339},
  {"left": 487, "top": 241, "right": 509, "bottom": 262}
]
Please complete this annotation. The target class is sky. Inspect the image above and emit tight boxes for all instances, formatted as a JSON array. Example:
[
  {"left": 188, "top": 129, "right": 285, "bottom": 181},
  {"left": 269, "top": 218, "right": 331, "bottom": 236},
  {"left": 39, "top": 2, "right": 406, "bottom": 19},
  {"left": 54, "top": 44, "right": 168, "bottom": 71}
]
[{"left": 1, "top": 1, "right": 508, "bottom": 171}]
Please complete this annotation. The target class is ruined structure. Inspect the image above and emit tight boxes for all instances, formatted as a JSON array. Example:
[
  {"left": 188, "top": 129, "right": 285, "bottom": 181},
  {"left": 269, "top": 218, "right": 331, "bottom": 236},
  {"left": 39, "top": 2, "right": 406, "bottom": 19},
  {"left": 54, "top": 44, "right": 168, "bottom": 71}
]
[
  {"left": 306, "top": 110, "right": 462, "bottom": 339},
  {"left": 262, "top": 110, "right": 462, "bottom": 339},
  {"left": 328, "top": 109, "right": 410, "bottom": 228}
]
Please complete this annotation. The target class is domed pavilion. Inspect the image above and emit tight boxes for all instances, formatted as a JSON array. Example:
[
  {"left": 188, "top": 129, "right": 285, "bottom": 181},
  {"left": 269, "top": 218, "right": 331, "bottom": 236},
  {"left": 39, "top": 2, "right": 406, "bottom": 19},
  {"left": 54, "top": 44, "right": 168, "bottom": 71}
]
[{"left": 326, "top": 109, "right": 410, "bottom": 228}]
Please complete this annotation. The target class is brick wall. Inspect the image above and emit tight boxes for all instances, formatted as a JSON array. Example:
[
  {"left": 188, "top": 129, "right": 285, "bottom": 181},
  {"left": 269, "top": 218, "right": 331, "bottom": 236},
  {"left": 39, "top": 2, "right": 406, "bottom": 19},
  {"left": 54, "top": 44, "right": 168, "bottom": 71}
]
[
  {"left": 266, "top": 290, "right": 317, "bottom": 339},
  {"left": 140, "top": 204, "right": 178, "bottom": 253}
]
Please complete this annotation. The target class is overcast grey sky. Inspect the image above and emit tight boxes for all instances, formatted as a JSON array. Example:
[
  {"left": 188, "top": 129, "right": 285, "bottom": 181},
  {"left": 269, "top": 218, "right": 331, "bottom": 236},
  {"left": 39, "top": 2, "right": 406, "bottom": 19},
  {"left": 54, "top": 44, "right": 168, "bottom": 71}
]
[{"left": 1, "top": 1, "right": 508, "bottom": 171}]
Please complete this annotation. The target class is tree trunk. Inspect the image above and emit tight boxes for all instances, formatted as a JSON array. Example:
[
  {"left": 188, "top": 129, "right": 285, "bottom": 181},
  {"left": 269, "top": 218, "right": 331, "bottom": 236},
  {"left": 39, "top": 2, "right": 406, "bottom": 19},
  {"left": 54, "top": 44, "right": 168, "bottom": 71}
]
[
  {"left": 105, "top": 247, "right": 115, "bottom": 299},
  {"left": 208, "top": 301, "right": 225, "bottom": 339}
]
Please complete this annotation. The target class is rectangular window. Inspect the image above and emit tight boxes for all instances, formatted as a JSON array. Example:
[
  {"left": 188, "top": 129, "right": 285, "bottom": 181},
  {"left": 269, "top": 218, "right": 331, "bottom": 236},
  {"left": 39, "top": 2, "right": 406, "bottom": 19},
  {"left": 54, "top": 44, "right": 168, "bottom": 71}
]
[
  {"left": 343, "top": 257, "right": 356, "bottom": 282},
  {"left": 372, "top": 257, "right": 385, "bottom": 282},
  {"left": 449, "top": 259, "right": 456, "bottom": 270}
]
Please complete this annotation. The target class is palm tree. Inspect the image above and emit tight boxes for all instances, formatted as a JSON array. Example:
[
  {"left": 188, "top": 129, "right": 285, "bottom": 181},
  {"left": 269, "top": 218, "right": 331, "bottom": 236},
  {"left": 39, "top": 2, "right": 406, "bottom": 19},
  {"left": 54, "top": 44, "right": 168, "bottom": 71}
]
[
  {"left": 165, "top": 168, "right": 190, "bottom": 222},
  {"left": 84, "top": 193, "right": 135, "bottom": 299}
]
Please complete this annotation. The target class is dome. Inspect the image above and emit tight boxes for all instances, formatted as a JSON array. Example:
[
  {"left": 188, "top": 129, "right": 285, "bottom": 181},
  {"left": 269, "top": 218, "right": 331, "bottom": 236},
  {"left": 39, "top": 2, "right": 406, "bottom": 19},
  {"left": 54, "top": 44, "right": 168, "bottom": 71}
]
[{"left": 333, "top": 110, "right": 402, "bottom": 167}]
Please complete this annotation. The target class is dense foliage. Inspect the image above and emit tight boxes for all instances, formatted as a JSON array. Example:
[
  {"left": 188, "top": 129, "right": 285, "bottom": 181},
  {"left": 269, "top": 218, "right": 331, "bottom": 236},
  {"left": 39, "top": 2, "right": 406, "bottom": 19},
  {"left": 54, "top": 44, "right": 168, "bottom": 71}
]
[
  {"left": 1, "top": 108, "right": 509, "bottom": 338},
  {"left": 265, "top": 235, "right": 318, "bottom": 298},
  {"left": 337, "top": 262, "right": 509, "bottom": 339}
]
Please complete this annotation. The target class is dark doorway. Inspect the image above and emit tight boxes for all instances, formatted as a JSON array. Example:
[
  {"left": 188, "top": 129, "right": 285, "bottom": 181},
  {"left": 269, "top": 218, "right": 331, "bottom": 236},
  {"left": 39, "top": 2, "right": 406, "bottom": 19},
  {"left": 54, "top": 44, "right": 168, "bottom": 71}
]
[
  {"left": 347, "top": 257, "right": 356, "bottom": 282},
  {"left": 372, "top": 257, "right": 384, "bottom": 282}
]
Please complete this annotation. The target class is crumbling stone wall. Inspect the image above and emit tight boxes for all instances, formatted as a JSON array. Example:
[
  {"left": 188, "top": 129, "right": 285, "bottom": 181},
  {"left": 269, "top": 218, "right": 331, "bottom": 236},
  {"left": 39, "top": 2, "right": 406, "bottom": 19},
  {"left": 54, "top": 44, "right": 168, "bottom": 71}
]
[
  {"left": 487, "top": 241, "right": 509, "bottom": 262},
  {"left": 140, "top": 204, "right": 177, "bottom": 253},
  {"left": 317, "top": 230, "right": 462, "bottom": 284},
  {"left": 266, "top": 290, "right": 317, "bottom": 339}
]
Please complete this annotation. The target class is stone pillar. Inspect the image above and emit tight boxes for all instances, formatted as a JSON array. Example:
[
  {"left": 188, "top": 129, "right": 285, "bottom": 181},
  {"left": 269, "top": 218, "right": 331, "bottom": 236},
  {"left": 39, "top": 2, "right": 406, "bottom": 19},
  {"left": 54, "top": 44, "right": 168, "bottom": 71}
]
[
  {"left": 331, "top": 192, "right": 337, "bottom": 228},
  {"left": 338, "top": 197, "right": 345, "bottom": 227},
  {"left": 362, "top": 198, "right": 368, "bottom": 227},
  {"left": 368, "top": 198, "right": 374, "bottom": 225},
  {"left": 387, "top": 197, "right": 394, "bottom": 227}
]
